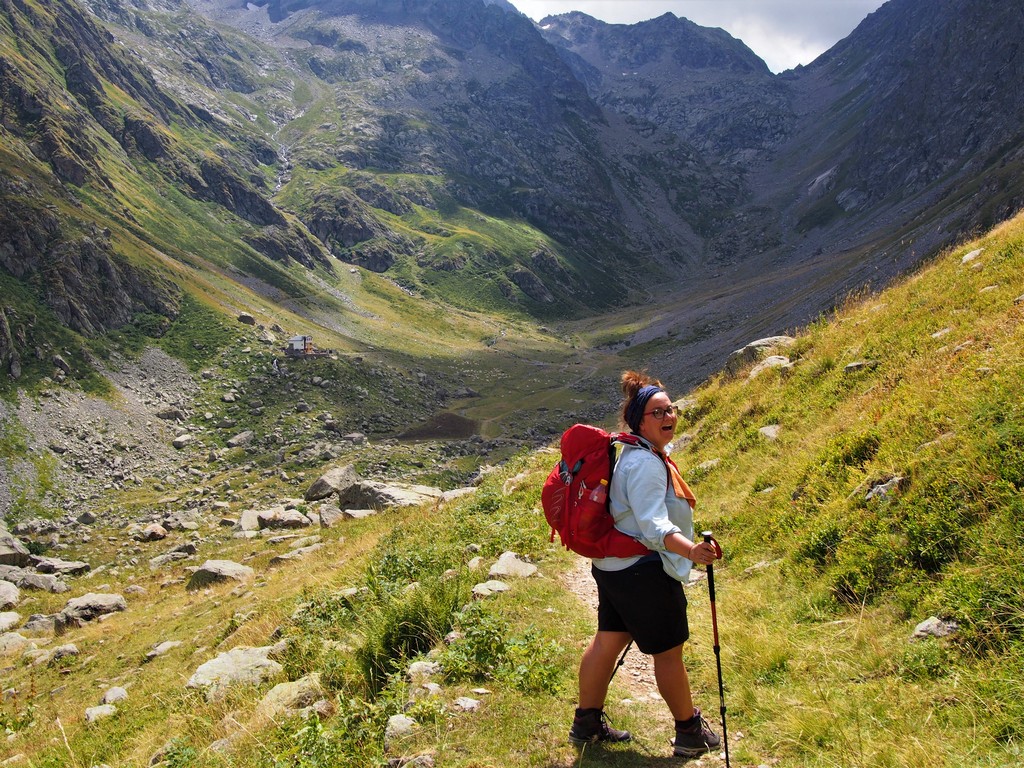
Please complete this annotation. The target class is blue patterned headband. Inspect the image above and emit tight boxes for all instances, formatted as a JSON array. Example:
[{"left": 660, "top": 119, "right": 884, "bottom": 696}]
[{"left": 626, "top": 384, "right": 665, "bottom": 432}]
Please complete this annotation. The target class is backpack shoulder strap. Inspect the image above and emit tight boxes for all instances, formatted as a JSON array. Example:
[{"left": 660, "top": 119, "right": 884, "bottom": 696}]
[{"left": 610, "top": 432, "right": 671, "bottom": 486}]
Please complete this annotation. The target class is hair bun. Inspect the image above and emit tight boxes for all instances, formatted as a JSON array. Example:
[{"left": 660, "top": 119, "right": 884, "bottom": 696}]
[{"left": 620, "top": 369, "right": 659, "bottom": 397}]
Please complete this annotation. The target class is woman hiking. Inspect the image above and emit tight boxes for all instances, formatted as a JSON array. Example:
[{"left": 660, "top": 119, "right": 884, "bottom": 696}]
[{"left": 569, "top": 370, "right": 721, "bottom": 758}]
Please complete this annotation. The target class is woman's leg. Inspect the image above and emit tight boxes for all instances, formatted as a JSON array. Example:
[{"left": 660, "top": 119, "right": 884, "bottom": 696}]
[
  {"left": 651, "top": 643, "right": 695, "bottom": 721},
  {"left": 578, "top": 629, "right": 631, "bottom": 709}
]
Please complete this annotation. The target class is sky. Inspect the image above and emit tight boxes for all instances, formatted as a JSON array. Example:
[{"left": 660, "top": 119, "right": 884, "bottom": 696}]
[{"left": 510, "top": 1, "right": 889, "bottom": 73}]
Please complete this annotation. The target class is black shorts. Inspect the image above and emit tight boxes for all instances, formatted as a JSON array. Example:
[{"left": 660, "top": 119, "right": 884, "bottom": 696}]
[{"left": 592, "top": 557, "right": 689, "bottom": 655}]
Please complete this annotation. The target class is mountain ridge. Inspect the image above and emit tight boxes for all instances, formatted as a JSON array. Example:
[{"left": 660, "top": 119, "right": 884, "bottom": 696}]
[{"left": 2, "top": 0, "right": 1024, "bottom": 399}]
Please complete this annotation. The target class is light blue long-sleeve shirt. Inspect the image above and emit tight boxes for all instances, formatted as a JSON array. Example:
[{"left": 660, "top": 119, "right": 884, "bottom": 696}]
[{"left": 591, "top": 442, "right": 695, "bottom": 583}]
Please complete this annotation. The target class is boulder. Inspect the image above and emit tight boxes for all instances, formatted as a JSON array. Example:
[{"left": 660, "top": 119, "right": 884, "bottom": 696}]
[
  {"left": 21, "top": 614, "right": 56, "bottom": 636},
  {"left": 488, "top": 552, "right": 537, "bottom": 579},
  {"left": 255, "top": 673, "right": 323, "bottom": 720},
  {"left": 338, "top": 481, "right": 443, "bottom": 510},
  {"left": 54, "top": 593, "right": 127, "bottom": 633},
  {"left": 226, "top": 431, "right": 254, "bottom": 448},
  {"left": 137, "top": 524, "right": 168, "bottom": 542},
  {"left": 236, "top": 508, "right": 262, "bottom": 531},
  {"left": 0, "top": 565, "right": 69, "bottom": 593},
  {"left": 0, "top": 632, "right": 34, "bottom": 656},
  {"left": 257, "top": 508, "right": 311, "bottom": 530},
  {"left": 440, "top": 487, "right": 477, "bottom": 502},
  {"left": 317, "top": 504, "right": 347, "bottom": 528},
  {"left": 0, "top": 529, "right": 30, "bottom": 567},
  {"left": 0, "top": 612, "right": 20, "bottom": 632},
  {"left": 186, "top": 645, "right": 284, "bottom": 699},
  {"left": 187, "top": 560, "right": 255, "bottom": 591},
  {"left": 30, "top": 556, "right": 91, "bottom": 576},
  {"left": 726, "top": 336, "right": 796, "bottom": 375},
  {"left": 384, "top": 714, "right": 418, "bottom": 749},
  {"left": 304, "top": 465, "right": 359, "bottom": 502},
  {"left": 0, "top": 580, "right": 18, "bottom": 608}
]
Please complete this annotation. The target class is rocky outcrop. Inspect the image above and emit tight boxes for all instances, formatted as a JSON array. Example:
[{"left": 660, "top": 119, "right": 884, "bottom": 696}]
[
  {"left": 243, "top": 223, "right": 333, "bottom": 270},
  {"left": 0, "top": 196, "right": 181, "bottom": 336},
  {"left": 0, "top": 308, "right": 21, "bottom": 380}
]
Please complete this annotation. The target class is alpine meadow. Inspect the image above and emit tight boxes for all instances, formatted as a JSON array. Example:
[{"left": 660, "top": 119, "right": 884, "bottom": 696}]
[{"left": 1, "top": 0, "right": 1023, "bottom": 767}]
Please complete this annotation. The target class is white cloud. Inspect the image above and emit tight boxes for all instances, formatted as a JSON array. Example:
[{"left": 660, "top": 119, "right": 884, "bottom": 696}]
[{"left": 511, "top": 0, "right": 887, "bottom": 72}]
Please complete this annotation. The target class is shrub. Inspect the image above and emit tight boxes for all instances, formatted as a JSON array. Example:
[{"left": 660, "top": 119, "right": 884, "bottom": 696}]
[
  {"left": 438, "top": 603, "right": 565, "bottom": 695},
  {"left": 355, "top": 575, "right": 470, "bottom": 693}
]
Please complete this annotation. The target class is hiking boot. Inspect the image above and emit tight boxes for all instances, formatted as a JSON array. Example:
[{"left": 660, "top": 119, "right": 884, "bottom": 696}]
[
  {"left": 672, "top": 707, "right": 721, "bottom": 757},
  {"left": 569, "top": 707, "right": 632, "bottom": 745}
]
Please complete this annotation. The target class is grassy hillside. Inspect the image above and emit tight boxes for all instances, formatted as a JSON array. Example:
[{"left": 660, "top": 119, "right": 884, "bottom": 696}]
[{"left": 3, "top": 212, "right": 1023, "bottom": 767}]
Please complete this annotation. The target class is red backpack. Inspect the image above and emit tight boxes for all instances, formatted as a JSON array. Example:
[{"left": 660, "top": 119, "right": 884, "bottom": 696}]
[{"left": 541, "top": 424, "right": 653, "bottom": 558}]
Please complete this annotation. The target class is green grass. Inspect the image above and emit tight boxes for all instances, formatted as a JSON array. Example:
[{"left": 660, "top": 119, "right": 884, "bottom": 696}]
[{"left": 5, "top": 212, "right": 1024, "bottom": 768}]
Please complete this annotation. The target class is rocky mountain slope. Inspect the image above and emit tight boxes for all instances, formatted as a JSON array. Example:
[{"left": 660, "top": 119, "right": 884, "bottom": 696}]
[{"left": 1, "top": 0, "right": 1024, "bottom": 468}]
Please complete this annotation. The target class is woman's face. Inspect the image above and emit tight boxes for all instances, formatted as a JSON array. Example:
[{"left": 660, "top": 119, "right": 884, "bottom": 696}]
[{"left": 637, "top": 391, "right": 677, "bottom": 451}]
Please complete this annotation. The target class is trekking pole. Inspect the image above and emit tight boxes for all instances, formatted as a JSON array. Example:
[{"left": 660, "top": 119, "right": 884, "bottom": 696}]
[
  {"left": 609, "top": 640, "right": 632, "bottom": 684},
  {"left": 703, "top": 531, "right": 730, "bottom": 768}
]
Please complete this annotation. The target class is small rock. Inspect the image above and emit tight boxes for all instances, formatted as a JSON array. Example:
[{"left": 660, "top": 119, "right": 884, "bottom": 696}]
[
  {"left": 145, "top": 640, "right": 183, "bottom": 662},
  {"left": 384, "top": 714, "right": 418, "bottom": 749},
  {"left": 843, "top": 360, "right": 879, "bottom": 374},
  {"left": 226, "top": 431, "right": 255, "bottom": 449},
  {"left": 911, "top": 616, "right": 958, "bottom": 641},
  {"left": 488, "top": 552, "right": 537, "bottom": 579},
  {"left": 102, "top": 687, "right": 128, "bottom": 705},
  {"left": 453, "top": 696, "right": 481, "bottom": 712},
  {"left": 865, "top": 476, "right": 907, "bottom": 501},
  {"left": 472, "top": 580, "right": 510, "bottom": 599},
  {"left": 84, "top": 704, "right": 117, "bottom": 723},
  {"left": 137, "top": 524, "right": 168, "bottom": 542}
]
